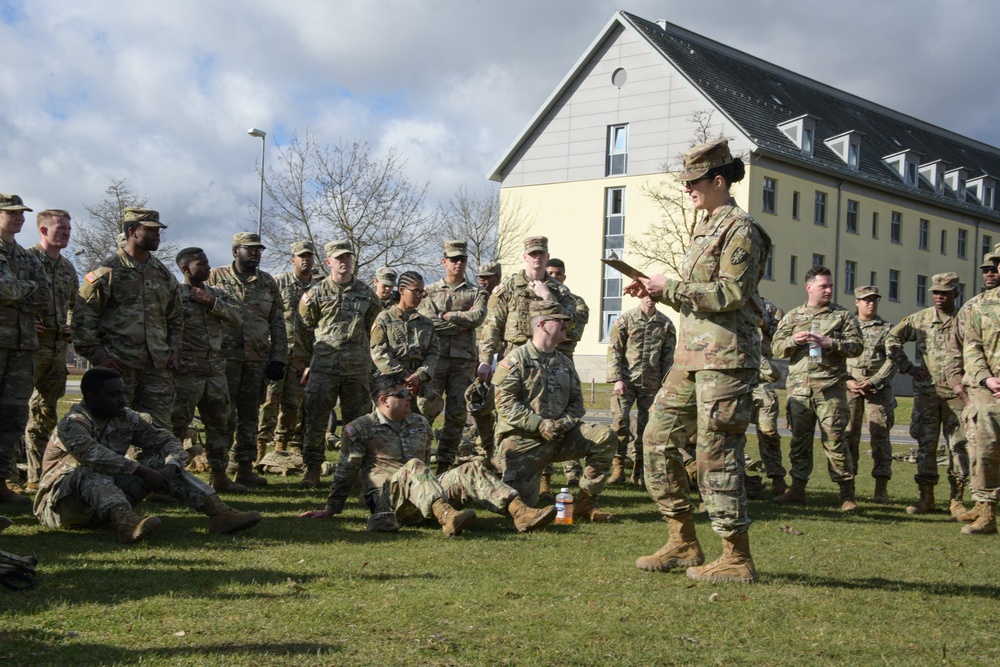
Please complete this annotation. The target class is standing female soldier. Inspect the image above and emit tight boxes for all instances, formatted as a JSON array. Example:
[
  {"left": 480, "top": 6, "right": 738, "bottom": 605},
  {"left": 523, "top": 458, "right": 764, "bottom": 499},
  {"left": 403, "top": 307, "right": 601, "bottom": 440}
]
[
  {"left": 626, "top": 140, "right": 770, "bottom": 583},
  {"left": 369, "top": 271, "right": 443, "bottom": 417}
]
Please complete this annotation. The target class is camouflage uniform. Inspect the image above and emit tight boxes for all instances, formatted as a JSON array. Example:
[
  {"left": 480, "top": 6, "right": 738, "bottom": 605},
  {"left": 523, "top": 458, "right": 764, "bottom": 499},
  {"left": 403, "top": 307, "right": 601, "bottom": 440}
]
[
  {"left": 207, "top": 260, "right": 287, "bottom": 465},
  {"left": 753, "top": 298, "right": 785, "bottom": 479},
  {"left": 296, "top": 275, "right": 379, "bottom": 467},
  {"left": 643, "top": 199, "right": 770, "bottom": 538},
  {"left": 494, "top": 341, "right": 616, "bottom": 507},
  {"left": 34, "top": 402, "right": 214, "bottom": 528},
  {"left": 170, "top": 284, "right": 242, "bottom": 470},
  {"left": 961, "top": 289, "right": 1000, "bottom": 505},
  {"left": 324, "top": 409, "right": 522, "bottom": 523},
  {"left": 418, "top": 274, "right": 487, "bottom": 467},
  {"left": 606, "top": 306, "right": 675, "bottom": 467},
  {"left": 73, "top": 248, "right": 181, "bottom": 428},
  {"left": 257, "top": 269, "right": 318, "bottom": 451},
  {"left": 24, "top": 245, "right": 77, "bottom": 485},
  {"left": 845, "top": 314, "right": 897, "bottom": 478},
  {"left": 479, "top": 270, "right": 576, "bottom": 363},
  {"left": 0, "top": 234, "right": 50, "bottom": 483},
  {"left": 772, "top": 303, "right": 863, "bottom": 483},
  {"left": 370, "top": 305, "right": 442, "bottom": 414},
  {"left": 556, "top": 291, "right": 590, "bottom": 359}
]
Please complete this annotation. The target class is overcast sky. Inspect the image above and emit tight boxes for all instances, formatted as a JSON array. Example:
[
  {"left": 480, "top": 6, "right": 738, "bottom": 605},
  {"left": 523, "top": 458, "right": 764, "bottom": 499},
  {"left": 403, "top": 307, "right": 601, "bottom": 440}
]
[{"left": 2, "top": 0, "right": 997, "bottom": 270}]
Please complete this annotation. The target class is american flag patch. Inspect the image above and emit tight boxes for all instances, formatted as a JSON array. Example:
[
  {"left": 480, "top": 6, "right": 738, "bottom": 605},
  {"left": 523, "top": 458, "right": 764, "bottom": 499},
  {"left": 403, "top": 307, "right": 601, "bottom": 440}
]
[
  {"left": 344, "top": 424, "right": 356, "bottom": 437},
  {"left": 499, "top": 357, "right": 514, "bottom": 369},
  {"left": 85, "top": 272, "right": 99, "bottom": 283}
]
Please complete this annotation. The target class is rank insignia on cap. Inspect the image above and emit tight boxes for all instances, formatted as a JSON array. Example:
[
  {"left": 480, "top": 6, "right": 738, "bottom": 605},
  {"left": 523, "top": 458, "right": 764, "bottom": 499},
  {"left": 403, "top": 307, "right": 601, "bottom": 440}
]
[{"left": 85, "top": 272, "right": 99, "bottom": 283}]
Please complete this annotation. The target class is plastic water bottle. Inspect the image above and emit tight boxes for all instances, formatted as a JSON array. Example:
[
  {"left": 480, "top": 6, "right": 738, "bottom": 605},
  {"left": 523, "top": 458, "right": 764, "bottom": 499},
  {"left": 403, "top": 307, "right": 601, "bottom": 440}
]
[
  {"left": 809, "top": 320, "right": 822, "bottom": 359},
  {"left": 555, "top": 488, "right": 574, "bottom": 525}
]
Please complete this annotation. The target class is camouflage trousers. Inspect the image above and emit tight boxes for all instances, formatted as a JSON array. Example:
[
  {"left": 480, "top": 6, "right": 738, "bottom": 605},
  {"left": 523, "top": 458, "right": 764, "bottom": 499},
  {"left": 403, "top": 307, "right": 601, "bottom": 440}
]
[
  {"left": 257, "top": 357, "right": 308, "bottom": 450},
  {"left": 845, "top": 384, "right": 895, "bottom": 479},
  {"left": 643, "top": 368, "right": 755, "bottom": 539},
  {"left": 301, "top": 371, "right": 370, "bottom": 466},
  {"left": 119, "top": 364, "right": 174, "bottom": 429},
  {"left": 171, "top": 364, "right": 232, "bottom": 470},
  {"left": 34, "top": 457, "right": 214, "bottom": 529},
  {"left": 910, "top": 390, "right": 968, "bottom": 486},
  {"left": 0, "top": 349, "right": 34, "bottom": 482},
  {"left": 24, "top": 341, "right": 68, "bottom": 484},
  {"left": 421, "top": 356, "right": 476, "bottom": 467},
  {"left": 610, "top": 385, "right": 655, "bottom": 462},
  {"left": 752, "top": 381, "right": 785, "bottom": 478},
  {"left": 224, "top": 360, "right": 267, "bottom": 465},
  {"left": 786, "top": 385, "right": 854, "bottom": 484},
  {"left": 497, "top": 422, "right": 615, "bottom": 508},
  {"left": 963, "top": 387, "right": 1000, "bottom": 504}
]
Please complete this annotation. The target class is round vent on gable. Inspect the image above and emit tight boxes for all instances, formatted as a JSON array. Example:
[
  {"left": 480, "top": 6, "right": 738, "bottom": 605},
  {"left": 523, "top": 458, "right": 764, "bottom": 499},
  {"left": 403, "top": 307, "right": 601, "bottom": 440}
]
[{"left": 611, "top": 67, "right": 628, "bottom": 88}]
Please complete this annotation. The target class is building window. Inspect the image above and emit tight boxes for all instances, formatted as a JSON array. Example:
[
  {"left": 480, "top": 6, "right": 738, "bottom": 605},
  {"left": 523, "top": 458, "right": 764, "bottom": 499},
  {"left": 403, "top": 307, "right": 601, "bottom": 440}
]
[
  {"left": 814, "top": 191, "right": 827, "bottom": 226},
  {"left": 789, "top": 255, "right": 798, "bottom": 284},
  {"left": 812, "top": 253, "right": 825, "bottom": 267},
  {"left": 848, "top": 142, "right": 860, "bottom": 169},
  {"left": 889, "top": 269, "right": 900, "bottom": 302},
  {"left": 907, "top": 162, "right": 918, "bottom": 187},
  {"left": 870, "top": 271, "right": 877, "bottom": 287},
  {"left": 940, "top": 229, "right": 947, "bottom": 255},
  {"left": 606, "top": 125, "right": 628, "bottom": 177},
  {"left": 919, "top": 219, "right": 929, "bottom": 250},
  {"left": 986, "top": 185, "right": 995, "bottom": 209},
  {"left": 803, "top": 127, "right": 814, "bottom": 157},
  {"left": 763, "top": 246, "right": 774, "bottom": 280},
  {"left": 872, "top": 212, "right": 879, "bottom": 239},
  {"left": 958, "top": 283, "right": 966, "bottom": 307},
  {"left": 958, "top": 229, "right": 967, "bottom": 259},
  {"left": 846, "top": 200, "right": 859, "bottom": 234},
  {"left": 601, "top": 187, "right": 625, "bottom": 340},
  {"left": 916, "top": 275, "right": 927, "bottom": 306},
  {"left": 890, "top": 212, "right": 902, "bottom": 244},
  {"left": 983, "top": 234, "right": 993, "bottom": 260},
  {"left": 762, "top": 177, "right": 776, "bottom": 214},
  {"left": 845, "top": 260, "right": 857, "bottom": 294},
  {"left": 792, "top": 191, "right": 800, "bottom": 219}
]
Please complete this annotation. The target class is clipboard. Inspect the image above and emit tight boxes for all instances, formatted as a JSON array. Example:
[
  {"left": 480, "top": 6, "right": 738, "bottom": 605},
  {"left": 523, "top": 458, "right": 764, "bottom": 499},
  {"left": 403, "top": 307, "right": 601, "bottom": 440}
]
[{"left": 601, "top": 258, "right": 647, "bottom": 281}]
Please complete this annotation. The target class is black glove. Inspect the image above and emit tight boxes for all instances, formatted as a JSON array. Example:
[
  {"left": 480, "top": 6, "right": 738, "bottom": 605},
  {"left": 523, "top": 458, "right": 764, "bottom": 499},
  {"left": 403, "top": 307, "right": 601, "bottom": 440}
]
[{"left": 265, "top": 361, "right": 286, "bottom": 381}]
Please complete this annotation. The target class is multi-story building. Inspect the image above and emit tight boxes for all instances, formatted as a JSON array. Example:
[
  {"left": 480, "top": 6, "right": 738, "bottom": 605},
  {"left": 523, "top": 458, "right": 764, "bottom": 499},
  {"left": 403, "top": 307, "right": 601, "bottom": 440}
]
[{"left": 488, "top": 11, "right": 1000, "bottom": 380}]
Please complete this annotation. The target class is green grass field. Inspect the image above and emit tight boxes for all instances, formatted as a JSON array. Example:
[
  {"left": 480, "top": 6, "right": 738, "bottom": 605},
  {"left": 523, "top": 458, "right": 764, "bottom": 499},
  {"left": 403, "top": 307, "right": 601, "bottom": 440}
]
[{"left": 0, "top": 389, "right": 994, "bottom": 666}]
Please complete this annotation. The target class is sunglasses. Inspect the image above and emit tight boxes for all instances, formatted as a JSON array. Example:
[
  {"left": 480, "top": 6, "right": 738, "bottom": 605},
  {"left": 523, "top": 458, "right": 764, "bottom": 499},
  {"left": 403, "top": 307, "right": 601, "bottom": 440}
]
[
  {"left": 383, "top": 388, "right": 411, "bottom": 399},
  {"left": 400, "top": 287, "right": 427, "bottom": 297},
  {"left": 983, "top": 266, "right": 999, "bottom": 274},
  {"left": 683, "top": 176, "right": 711, "bottom": 188}
]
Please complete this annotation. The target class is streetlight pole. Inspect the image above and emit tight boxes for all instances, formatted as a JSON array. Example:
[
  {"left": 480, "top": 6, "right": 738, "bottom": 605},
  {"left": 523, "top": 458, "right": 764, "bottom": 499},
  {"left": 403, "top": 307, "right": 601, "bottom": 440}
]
[{"left": 247, "top": 128, "right": 266, "bottom": 236}]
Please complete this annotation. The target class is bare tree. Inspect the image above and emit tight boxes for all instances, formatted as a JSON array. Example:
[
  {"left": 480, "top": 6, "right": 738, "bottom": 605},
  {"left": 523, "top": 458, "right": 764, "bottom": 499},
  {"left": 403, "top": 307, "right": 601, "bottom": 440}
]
[
  {"left": 254, "top": 132, "right": 442, "bottom": 279},
  {"left": 628, "top": 110, "right": 732, "bottom": 276},
  {"left": 439, "top": 184, "right": 534, "bottom": 272},
  {"left": 77, "top": 178, "right": 177, "bottom": 272}
]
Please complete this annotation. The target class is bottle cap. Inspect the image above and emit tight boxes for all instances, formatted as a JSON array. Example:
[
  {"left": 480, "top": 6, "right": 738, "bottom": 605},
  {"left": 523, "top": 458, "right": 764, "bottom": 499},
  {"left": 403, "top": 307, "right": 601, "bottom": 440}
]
[{"left": 560, "top": 488, "right": 569, "bottom": 493}]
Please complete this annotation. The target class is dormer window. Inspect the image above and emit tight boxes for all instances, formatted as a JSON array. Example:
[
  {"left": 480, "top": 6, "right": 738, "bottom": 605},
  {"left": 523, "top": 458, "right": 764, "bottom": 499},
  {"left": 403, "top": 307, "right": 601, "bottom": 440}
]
[
  {"left": 967, "top": 175, "right": 996, "bottom": 209},
  {"left": 945, "top": 167, "right": 968, "bottom": 202},
  {"left": 777, "top": 114, "right": 819, "bottom": 157},
  {"left": 824, "top": 130, "right": 863, "bottom": 170},
  {"left": 883, "top": 149, "right": 922, "bottom": 187},
  {"left": 918, "top": 160, "right": 947, "bottom": 194}
]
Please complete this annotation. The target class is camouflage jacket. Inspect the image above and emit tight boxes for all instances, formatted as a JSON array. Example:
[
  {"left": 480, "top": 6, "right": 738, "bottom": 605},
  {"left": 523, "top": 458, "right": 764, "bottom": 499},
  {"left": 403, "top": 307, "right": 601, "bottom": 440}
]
[
  {"left": 0, "top": 238, "right": 50, "bottom": 351},
  {"left": 494, "top": 341, "right": 585, "bottom": 441},
  {"left": 73, "top": 250, "right": 182, "bottom": 368},
  {"left": 275, "top": 271, "right": 319, "bottom": 361},
  {"left": 296, "top": 275, "right": 379, "bottom": 377},
  {"left": 478, "top": 271, "right": 577, "bottom": 363},
  {"left": 557, "top": 290, "right": 590, "bottom": 357},
  {"left": 944, "top": 290, "right": 993, "bottom": 389},
  {"left": 772, "top": 303, "right": 863, "bottom": 395},
  {"left": 417, "top": 278, "right": 487, "bottom": 360},
  {"left": 325, "top": 410, "right": 431, "bottom": 513},
  {"left": 963, "top": 288, "right": 1000, "bottom": 384},
  {"left": 177, "top": 284, "right": 242, "bottom": 359},
  {"left": 605, "top": 307, "right": 675, "bottom": 392},
  {"left": 370, "top": 305, "right": 440, "bottom": 382},
  {"left": 207, "top": 263, "right": 287, "bottom": 364},
  {"left": 887, "top": 306, "right": 959, "bottom": 398},
  {"left": 36, "top": 402, "right": 187, "bottom": 503},
  {"left": 656, "top": 200, "right": 770, "bottom": 371},
  {"left": 378, "top": 296, "right": 395, "bottom": 312},
  {"left": 846, "top": 316, "right": 897, "bottom": 391},
  {"left": 28, "top": 245, "right": 77, "bottom": 346}
]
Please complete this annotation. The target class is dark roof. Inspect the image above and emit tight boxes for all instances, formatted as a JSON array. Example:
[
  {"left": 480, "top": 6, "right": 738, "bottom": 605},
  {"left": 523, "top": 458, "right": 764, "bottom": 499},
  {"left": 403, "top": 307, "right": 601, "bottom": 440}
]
[{"left": 621, "top": 11, "right": 1000, "bottom": 218}]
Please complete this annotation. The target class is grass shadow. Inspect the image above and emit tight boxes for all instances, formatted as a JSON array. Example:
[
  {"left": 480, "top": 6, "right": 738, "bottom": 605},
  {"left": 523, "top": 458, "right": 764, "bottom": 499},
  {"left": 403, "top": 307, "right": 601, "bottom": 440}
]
[{"left": 765, "top": 571, "right": 1000, "bottom": 600}]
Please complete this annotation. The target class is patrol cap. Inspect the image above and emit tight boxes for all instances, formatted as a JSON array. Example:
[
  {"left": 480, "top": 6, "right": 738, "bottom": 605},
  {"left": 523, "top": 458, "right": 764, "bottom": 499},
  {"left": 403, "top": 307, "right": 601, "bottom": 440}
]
[
  {"left": 930, "top": 272, "right": 960, "bottom": 293},
  {"left": 232, "top": 231, "right": 265, "bottom": 248},
  {"left": 123, "top": 207, "right": 166, "bottom": 228},
  {"left": 372, "top": 371, "right": 408, "bottom": 397},
  {"left": 985, "top": 248, "right": 1000, "bottom": 265},
  {"left": 324, "top": 240, "right": 352, "bottom": 258},
  {"left": 676, "top": 139, "right": 734, "bottom": 181},
  {"left": 530, "top": 300, "right": 571, "bottom": 320},
  {"left": 291, "top": 240, "right": 316, "bottom": 256},
  {"left": 0, "top": 193, "right": 32, "bottom": 212},
  {"left": 443, "top": 239, "right": 468, "bottom": 258},
  {"left": 524, "top": 236, "right": 548, "bottom": 254},
  {"left": 374, "top": 266, "right": 397, "bottom": 287},
  {"left": 477, "top": 261, "right": 501, "bottom": 277},
  {"left": 854, "top": 285, "right": 881, "bottom": 300}
]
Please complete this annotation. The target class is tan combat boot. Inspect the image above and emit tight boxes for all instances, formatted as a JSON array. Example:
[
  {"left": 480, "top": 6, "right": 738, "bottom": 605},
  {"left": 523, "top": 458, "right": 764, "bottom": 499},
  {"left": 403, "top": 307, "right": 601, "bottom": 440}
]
[
  {"left": 299, "top": 464, "right": 323, "bottom": 489},
  {"left": 210, "top": 466, "right": 248, "bottom": 494},
  {"left": 960, "top": 502, "right": 997, "bottom": 535},
  {"left": 274, "top": 440, "right": 287, "bottom": 452},
  {"left": 0, "top": 481, "right": 31, "bottom": 505},
  {"left": 507, "top": 497, "right": 557, "bottom": 532},
  {"left": 956, "top": 502, "right": 982, "bottom": 523},
  {"left": 233, "top": 461, "right": 268, "bottom": 488},
  {"left": 573, "top": 489, "right": 614, "bottom": 523},
  {"left": 635, "top": 512, "right": 704, "bottom": 571},
  {"left": 254, "top": 441, "right": 268, "bottom": 466},
  {"left": 773, "top": 477, "right": 807, "bottom": 504},
  {"left": 770, "top": 476, "right": 789, "bottom": 498},
  {"left": 872, "top": 477, "right": 890, "bottom": 504},
  {"left": 431, "top": 498, "right": 476, "bottom": 537},
  {"left": 538, "top": 473, "right": 553, "bottom": 503},
  {"left": 289, "top": 445, "right": 303, "bottom": 455},
  {"left": 109, "top": 505, "right": 162, "bottom": 544},
  {"left": 838, "top": 480, "right": 860, "bottom": 513},
  {"left": 686, "top": 532, "right": 758, "bottom": 583},
  {"left": 948, "top": 478, "right": 968, "bottom": 519},
  {"left": 905, "top": 481, "right": 936, "bottom": 515},
  {"left": 565, "top": 470, "right": 581, "bottom": 488},
  {"left": 607, "top": 456, "right": 626, "bottom": 485},
  {"left": 202, "top": 494, "right": 262, "bottom": 534}
]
